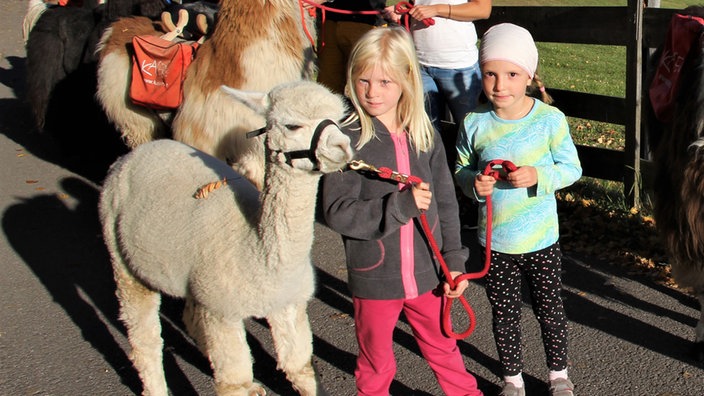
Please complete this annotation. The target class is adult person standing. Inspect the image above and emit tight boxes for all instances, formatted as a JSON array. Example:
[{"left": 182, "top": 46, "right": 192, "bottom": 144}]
[
  {"left": 305, "top": 0, "right": 389, "bottom": 96},
  {"left": 385, "top": 1, "right": 491, "bottom": 229},
  {"left": 385, "top": 0, "right": 491, "bottom": 168}
]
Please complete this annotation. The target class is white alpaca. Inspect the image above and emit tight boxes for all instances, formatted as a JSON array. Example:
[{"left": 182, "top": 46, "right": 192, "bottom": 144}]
[
  {"left": 95, "top": 0, "right": 317, "bottom": 190},
  {"left": 99, "top": 80, "right": 352, "bottom": 396}
]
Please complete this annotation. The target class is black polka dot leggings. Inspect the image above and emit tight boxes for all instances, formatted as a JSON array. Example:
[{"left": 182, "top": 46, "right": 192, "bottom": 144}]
[{"left": 483, "top": 243, "right": 569, "bottom": 376}]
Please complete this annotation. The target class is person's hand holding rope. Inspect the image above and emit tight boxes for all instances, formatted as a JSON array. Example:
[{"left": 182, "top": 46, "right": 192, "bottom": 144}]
[
  {"left": 411, "top": 181, "right": 432, "bottom": 212},
  {"left": 391, "top": 1, "right": 435, "bottom": 28},
  {"left": 406, "top": 4, "right": 440, "bottom": 24},
  {"left": 382, "top": 5, "right": 402, "bottom": 24},
  {"left": 474, "top": 160, "right": 524, "bottom": 196},
  {"left": 474, "top": 173, "right": 497, "bottom": 197},
  {"left": 506, "top": 165, "right": 537, "bottom": 189},
  {"left": 444, "top": 271, "right": 469, "bottom": 298}
]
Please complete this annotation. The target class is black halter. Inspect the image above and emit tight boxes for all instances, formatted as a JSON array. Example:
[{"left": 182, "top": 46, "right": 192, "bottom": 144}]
[{"left": 246, "top": 119, "right": 338, "bottom": 171}]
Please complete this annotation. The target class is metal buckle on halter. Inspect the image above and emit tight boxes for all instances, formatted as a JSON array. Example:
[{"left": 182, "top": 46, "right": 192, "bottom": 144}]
[{"left": 349, "top": 159, "right": 377, "bottom": 173}]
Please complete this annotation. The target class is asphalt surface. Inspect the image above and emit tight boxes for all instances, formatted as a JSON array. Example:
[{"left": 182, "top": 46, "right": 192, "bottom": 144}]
[{"left": 1, "top": 1, "right": 704, "bottom": 395}]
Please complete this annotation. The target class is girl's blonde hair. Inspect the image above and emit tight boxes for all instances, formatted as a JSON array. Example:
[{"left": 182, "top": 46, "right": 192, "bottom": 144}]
[{"left": 343, "top": 26, "right": 434, "bottom": 154}]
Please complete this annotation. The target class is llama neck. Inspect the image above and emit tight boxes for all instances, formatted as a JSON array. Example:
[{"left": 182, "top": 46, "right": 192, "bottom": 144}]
[{"left": 257, "top": 165, "right": 320, "bottom": 267}]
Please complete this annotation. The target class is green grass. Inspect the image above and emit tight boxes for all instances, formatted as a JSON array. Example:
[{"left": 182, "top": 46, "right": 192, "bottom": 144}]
[
  {"left": 538, "top": 43, "right": 628, "bottom": 156},
  {"left": 538, "top": 44, "right": 626, "bottom": 97}
]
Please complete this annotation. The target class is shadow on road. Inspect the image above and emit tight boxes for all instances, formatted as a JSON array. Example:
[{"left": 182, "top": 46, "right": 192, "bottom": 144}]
[
  {"left": 0, "top": 55, "right": 128, "bottom": 184},
  {"left": 562, "top": 256, "right": 701, "bottom": 364},
  {"left": 0, "top": 176, "right": 228, "bottom": 394}
]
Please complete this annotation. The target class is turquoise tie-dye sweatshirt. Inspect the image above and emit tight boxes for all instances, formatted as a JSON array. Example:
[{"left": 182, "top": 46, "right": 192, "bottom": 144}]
[{"left": 455, "top": 99, "right": 582, "bottom": 254}]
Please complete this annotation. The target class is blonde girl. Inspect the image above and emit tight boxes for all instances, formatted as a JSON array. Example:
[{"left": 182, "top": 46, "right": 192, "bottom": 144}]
[{"left": 322, "top": 26, "right": 483, "bottom": 396}]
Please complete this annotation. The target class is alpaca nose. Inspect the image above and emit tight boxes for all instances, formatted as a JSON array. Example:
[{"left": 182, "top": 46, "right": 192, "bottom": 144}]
[
  {"left": 328, "top": 133, "right": 353, "bottom": 158},
  {"left": 319, "top": 130, "right": 354, "bottom": 166}
]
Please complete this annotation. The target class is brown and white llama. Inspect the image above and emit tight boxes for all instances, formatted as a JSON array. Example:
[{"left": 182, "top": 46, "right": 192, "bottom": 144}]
[
  {"left": 95, "top": 0, "right": 318, "bottom": 190},
  {"left": 646, "top": 5, "right": 704, "bottom": 363}
]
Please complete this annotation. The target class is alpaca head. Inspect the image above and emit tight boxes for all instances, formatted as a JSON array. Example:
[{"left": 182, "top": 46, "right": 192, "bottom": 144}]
[{"left": 221, "top": 81, "right": 354, "bottom": 173}]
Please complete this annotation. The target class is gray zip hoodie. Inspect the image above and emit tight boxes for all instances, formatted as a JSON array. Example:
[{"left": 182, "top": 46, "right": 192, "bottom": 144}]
[{"left": 321, "top": 118, "right": 469, "bottom": 300}]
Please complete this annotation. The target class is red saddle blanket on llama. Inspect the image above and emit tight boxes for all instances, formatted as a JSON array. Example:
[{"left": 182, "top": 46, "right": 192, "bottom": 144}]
[
  {"left": 649, "top": 13, "right": 704, "bottom": 122},
  {"left": 130, "top": 35, "right": 198, "bottom": 110}
]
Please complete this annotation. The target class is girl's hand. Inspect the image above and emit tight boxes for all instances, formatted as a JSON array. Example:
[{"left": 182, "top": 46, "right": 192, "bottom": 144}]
[
  {"left": 507, "top": 165, "right": 537, "bottom": 188},
  {"left": 443, "top": 271, "right": 468, "bottom": 298},
  {"left": 412, "top": 182, "right": 432, "bottom": 211},
  {"left": 474, "top": 174, "right": 496, "bottom": 197}
]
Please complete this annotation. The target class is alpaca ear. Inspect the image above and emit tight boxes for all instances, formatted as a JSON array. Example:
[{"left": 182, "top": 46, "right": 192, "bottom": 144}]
[{"left": 220, "top": 85, "right": 270, "bottom": 116}]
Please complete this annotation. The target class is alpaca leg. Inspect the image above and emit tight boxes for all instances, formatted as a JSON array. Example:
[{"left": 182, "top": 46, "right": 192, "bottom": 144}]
[
  {"left": 182, "top": 294, "right": 207, "bottom": 355},
  {"left": 198, "top": 308, "right": 265, "bottom": 396},
  {"left": 267, "top": 302, "right": 317, "bottom": 396},
  {"left": 113, "top": 263, "right": 167, "bottom": 396}
]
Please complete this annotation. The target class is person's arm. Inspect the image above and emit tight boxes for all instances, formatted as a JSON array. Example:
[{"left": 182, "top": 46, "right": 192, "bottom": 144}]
[
  {"left": 535, "top": 116, "right": 583, "bottom": 195},
  {"left": 455, "top": 120, "right": 488, "bottom": 202},
  {"left": 321, "top": 169, "right": 421, "bottom": 240},
  {"left": 408, "top": 0, "right": 492, "bottom": 23}
]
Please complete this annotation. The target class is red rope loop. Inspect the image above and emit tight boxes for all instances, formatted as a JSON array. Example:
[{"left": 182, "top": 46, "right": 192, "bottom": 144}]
[
  {"left": 482, "top": 159, "right": 518, "bottom": 181},
  {"left": 349, "top": 159, "right": 516, "bottom": 339},
  {"left": 394, "top": 1, "right": 435, "bottom": 30},
  {"left": 302, "top": 0, "right": 383, "bottom": 16},
  {"left": 297, "top": 0, "right": 318, "bottom": 52},
  {"left": 298, "top": 0, "right": 389, "bottom": 51},
  {"left": 435, "top": 159, "right": 516, "bottom": 338}
]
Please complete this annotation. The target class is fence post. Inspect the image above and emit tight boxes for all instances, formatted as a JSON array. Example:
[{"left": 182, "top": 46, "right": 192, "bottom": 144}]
[{"left": 624, "top": 0, "right": 645, "bottom": 208}]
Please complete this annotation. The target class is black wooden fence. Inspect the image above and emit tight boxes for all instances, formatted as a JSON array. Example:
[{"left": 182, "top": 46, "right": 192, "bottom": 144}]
[{"left": 472, "top": 0, "right": 681, "bottom": 208}]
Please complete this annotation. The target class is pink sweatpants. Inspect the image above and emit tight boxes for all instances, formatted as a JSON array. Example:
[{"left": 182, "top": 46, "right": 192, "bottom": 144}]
[{"left": 353, "top": 290, "right": 483, "bottom": 396}]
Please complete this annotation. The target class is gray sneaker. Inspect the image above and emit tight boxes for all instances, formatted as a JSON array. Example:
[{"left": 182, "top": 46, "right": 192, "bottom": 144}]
[
  {"left": 499, "top": 382, "right": 525, "bottom": 396},
  {"left": 549, "top": 378, "right": 575, "bottom": 396}
]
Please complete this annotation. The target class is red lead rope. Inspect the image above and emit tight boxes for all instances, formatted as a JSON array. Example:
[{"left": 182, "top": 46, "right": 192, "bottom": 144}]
[
  {"left": 394, "top": 1, "right": 436, "bottom": 30},
  {"left": 297, "top": 0, "right": 435, "bottom": 51},
  {"left": 349, "top": 159, "right": 517, "bottom": 339}
]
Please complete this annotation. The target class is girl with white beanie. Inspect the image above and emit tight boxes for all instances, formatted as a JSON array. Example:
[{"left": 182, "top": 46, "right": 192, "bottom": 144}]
[{"left": 455, "top": 23, "right": 582, "bottom": 396}]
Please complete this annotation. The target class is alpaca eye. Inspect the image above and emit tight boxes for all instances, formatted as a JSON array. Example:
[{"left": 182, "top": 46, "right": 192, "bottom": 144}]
[{"left": 285, "top": 124, "right": 302, "bottom": 131}]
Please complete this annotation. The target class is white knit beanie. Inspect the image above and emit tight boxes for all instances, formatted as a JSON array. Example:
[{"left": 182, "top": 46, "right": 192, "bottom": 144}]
[{"left": 480, "top": 23, "right": 538, "bottom": 78}]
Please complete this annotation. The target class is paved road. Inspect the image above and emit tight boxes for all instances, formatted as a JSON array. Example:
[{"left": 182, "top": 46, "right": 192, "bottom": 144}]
[{"left": 1, "top": 1, "right": 704, "bottom": 395}]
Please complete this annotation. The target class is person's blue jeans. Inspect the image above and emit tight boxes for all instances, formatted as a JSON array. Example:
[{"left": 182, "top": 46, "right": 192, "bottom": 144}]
[
  {"left": 421, "top": 64, "right": 482, "bottom": 228},
  {"left": 421, "top": 63, "right": 482, "bottom": 131},
  {"left": 420, "top": 63, "right": 482, "bottom": 167}
]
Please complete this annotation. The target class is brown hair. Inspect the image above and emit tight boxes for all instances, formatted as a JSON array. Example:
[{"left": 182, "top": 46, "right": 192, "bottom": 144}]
[{"left": 527, "top": 71, "right": 553, "bottom": 105}]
